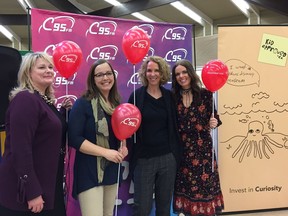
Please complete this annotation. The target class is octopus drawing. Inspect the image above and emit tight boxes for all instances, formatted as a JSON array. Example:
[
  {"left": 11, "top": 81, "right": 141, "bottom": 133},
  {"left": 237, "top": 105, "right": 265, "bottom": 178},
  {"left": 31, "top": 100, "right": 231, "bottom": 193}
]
[{"left": 221, "top": 120, "right": 288, "bottom": 163}]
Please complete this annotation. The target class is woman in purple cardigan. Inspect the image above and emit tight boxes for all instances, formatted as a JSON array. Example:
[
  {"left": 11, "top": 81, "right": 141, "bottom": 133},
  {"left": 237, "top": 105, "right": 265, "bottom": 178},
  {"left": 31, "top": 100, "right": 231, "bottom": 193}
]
[{"left": 0, "top": 52, "right": 71, "bottom": 216}]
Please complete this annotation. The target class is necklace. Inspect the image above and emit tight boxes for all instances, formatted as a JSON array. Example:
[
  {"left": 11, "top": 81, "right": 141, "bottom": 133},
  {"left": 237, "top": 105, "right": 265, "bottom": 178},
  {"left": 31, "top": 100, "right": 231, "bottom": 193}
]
[
  {"left": 180, "top": 88, "right": 193, "bottom": 107},
  {"left": 34, "top": 90, "right": 54, "bottom": 105},
  {"left": 180, "top": 87, "right": 192, "bottom": 95}
]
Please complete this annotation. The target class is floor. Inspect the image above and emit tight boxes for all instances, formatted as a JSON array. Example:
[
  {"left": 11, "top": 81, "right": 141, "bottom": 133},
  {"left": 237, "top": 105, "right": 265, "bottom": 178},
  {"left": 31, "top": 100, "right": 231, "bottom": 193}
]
[{"left": 221, "top": 209, "right": 288, "bottom": 215}]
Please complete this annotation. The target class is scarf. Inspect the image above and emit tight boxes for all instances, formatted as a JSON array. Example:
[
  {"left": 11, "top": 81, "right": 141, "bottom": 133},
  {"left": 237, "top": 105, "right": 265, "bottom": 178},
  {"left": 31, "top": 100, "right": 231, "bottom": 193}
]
[{"left": 91, "top": 96, "right": 115, "bottom": 183}]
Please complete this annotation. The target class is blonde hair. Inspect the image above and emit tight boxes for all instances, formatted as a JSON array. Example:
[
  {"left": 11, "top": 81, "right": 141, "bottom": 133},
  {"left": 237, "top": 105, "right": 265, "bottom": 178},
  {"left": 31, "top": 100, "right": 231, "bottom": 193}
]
[
  {"left": 138, "top": 56, "right": 171, "bottom": 86},
  {"left": 9, "top": 52, "right": 55, "bottom": 101}
]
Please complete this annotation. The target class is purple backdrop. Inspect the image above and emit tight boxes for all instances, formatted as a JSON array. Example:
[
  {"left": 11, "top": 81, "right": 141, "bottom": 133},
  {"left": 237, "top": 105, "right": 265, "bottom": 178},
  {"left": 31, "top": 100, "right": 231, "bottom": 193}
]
[{"left": 31, "top": 8, "right": 193, "bottom": 215}]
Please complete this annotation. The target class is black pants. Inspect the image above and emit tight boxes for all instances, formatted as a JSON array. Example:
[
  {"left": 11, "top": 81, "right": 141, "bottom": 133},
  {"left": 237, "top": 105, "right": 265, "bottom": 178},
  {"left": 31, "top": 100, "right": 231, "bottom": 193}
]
[{"left": 132, "top": 153, "right": 177, "bottom": 216}]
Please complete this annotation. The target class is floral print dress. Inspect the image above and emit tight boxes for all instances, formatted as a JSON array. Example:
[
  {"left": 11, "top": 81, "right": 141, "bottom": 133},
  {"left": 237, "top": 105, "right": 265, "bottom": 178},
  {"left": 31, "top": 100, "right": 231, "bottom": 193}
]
[{"left": 173, "top": 89, "right": 224, "bottom": 216}]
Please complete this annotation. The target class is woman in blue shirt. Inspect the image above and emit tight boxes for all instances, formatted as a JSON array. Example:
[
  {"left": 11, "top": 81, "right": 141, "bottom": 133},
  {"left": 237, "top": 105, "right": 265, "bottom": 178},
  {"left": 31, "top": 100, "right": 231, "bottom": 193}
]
[{"left": 68, "top": 59, "right": 128, "bottom": 216}]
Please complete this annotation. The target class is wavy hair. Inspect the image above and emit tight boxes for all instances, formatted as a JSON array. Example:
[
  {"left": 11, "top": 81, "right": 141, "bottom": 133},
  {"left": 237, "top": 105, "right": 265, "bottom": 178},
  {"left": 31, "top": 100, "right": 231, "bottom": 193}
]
[{"left": 138, "top": 56, "right": 170, "bottom": 86}]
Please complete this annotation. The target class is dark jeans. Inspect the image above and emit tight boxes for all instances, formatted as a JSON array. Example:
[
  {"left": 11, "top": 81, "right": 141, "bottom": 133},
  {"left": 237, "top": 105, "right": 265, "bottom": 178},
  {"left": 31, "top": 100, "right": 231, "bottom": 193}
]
[{"left": 132, "top": 153, "right": 177, "bottom": 216}]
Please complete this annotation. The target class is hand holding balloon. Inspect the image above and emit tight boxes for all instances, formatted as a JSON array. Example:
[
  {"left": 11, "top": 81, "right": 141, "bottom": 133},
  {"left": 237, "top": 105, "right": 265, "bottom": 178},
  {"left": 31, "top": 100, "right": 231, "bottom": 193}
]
[
  {"left": 103, "top": 148, "right": 126, "bottom": 163},
  {"left": 61, "top": 97, "right": 73, "bottom": 110},
  {"left": 209, "top": 116, "right": 218, "bottom": 129},
  {"left": 118, "top": 140, "right": 128, "bottom": 159}
]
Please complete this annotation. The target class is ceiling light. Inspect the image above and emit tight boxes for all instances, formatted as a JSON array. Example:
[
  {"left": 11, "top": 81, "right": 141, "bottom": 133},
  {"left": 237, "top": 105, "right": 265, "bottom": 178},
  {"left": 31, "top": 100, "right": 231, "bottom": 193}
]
[
  {"left": 231, "top": 0, "right": 250, "bottom": 17},
  {"left": 18, "top": 0, "right": 34, "bottom": 9},
  {"left": 0, "top": 25, "right": 13, "bottom": 41},
  {"left": 132, "top": 12, "right": 155, "bottom": 22},
  {"left": 104, "top": 0, "right": 122, "bottom": 6},
  {"left": 17, "top": 0, "right": 34, "bottom": 13},
  {"left": 171, "top": 1, "right": 203, "bottom": 25}
]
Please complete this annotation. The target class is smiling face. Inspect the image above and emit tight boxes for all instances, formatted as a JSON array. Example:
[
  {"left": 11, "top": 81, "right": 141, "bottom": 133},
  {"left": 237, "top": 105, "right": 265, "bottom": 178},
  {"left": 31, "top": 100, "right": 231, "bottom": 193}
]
[
  {"left": 146, "top": 61, "right": 161, "bottom": 87},
  {"left": 30, "top": 57, "right": 54, "bottom": 93},
  {"left": 247, "top": 121, "right": 263, "bottom": 139},
  {"left": 94, "top": 62, "right": 115, "bottom": 96},
  {"left": 174, "top": 64, "right": 192, "bottom": 89}
]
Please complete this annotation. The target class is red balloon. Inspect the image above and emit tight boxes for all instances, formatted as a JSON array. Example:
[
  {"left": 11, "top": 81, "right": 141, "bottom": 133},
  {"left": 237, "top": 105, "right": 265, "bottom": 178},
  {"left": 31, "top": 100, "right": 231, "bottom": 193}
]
[
  {"left": 112, "top": 103, "right": 142, "bottom": 140},
  {"left": 122, "top": 27, "right": 150, "bottom": 65},
  {"left": 53, "top": 40, "right": 83, "bottom": 79},
  {"left": 201, "top": 59, "right": 229, "bottom": 92}
]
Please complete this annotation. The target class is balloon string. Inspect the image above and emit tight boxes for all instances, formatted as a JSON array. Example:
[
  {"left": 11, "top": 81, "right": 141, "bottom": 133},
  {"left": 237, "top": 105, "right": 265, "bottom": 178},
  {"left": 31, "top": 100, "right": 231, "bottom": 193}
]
[
  {"left": 212, "top": 92, "right": 215, "bottom": 173},
  {"left": 133, "top": 64, "right": 137, "bottom": 143},
  {"left": 133, "top": 64, "right": 136, "bottom": 106},
  {"left": 212, "top": 128, "right": 215, "bottom": 173},
  {"left": 64, "top": 78, "right": 69, "bottom": 208},
  {"left": 65, "top": 79, "right": 69, "bottom": 120},
  {"left": 212, "top": 92, "right": 215, "bottom": 117},
  {"left": 114, "top": 141, "right": 122, "bottom": 216}
]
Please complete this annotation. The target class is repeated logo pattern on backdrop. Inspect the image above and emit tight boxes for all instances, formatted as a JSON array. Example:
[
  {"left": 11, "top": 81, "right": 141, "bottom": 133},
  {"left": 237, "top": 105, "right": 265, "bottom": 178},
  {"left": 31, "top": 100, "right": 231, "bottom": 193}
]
[{"left": 31, "top": 8, "right": 193, "bottom": 216}]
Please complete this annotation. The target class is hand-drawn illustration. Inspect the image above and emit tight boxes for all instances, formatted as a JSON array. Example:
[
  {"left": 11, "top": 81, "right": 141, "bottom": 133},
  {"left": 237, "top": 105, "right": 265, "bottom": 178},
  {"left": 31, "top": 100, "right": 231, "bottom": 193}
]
[
  {"left": 220, "top": 59, "right": 288, "bottom": 162},
  {"left": 221, "top": 120, "right": 288, "bottom": 163},
  {"left": 225, "top": 59, "right": 260, "bottom": 87},
  {"left": 221, "top": 90, "right": 288, "bottom": 115}
]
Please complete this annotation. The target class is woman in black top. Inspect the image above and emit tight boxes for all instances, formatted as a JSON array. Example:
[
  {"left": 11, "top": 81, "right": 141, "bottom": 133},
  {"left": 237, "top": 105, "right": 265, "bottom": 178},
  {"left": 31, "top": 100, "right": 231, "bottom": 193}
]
[{"left": 128, "top": 56, "right": 181, "bottom": 216}]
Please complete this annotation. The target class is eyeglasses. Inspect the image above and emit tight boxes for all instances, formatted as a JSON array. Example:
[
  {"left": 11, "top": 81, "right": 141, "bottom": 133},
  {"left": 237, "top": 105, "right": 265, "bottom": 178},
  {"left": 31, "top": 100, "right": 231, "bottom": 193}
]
[{"left": 94, "top": 71, "right": 114, "bottom": 79}]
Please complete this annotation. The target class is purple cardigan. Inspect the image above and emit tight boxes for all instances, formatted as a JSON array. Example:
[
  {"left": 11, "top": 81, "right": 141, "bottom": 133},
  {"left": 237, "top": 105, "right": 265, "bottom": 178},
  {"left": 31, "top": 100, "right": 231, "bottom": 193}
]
[{"left": 0, "top": 90, "right": 64, "bottom": 211}]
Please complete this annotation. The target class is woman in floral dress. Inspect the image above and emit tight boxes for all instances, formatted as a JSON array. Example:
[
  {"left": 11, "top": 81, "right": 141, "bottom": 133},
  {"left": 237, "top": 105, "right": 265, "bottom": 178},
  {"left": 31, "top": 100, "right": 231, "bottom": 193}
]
[{"left": 171, "top": 59, "right": 224, "bottom": 216}]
